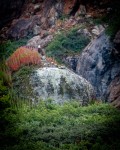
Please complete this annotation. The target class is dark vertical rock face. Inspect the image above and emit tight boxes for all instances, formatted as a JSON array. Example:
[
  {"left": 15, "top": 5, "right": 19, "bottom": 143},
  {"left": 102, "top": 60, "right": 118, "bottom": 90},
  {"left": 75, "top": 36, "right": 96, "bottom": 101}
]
[
  {"left": 108, "top": 75, "right": 120, "bottom": 107},
  {"left": 0, "top": 0, "right": 25, "bottom": 29},
  {"left": 62, "top": 56, "right": 79, "bottom": 72},
  {"left": 76, "top": 32, "right": 120, "bottom": 103}
]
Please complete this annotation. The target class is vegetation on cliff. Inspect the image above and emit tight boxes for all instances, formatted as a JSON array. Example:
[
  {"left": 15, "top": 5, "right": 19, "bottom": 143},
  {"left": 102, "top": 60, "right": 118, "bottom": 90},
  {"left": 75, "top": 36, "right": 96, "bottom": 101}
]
[{"left": 46, "top": 27, "right": 90, "bottom": 63}]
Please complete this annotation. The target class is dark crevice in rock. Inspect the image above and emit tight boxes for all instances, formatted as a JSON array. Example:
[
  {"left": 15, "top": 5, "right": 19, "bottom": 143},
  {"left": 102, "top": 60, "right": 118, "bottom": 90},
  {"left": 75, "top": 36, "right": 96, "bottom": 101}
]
[{"left": 69, "top": 0, "right": 80, "bottom": 16}]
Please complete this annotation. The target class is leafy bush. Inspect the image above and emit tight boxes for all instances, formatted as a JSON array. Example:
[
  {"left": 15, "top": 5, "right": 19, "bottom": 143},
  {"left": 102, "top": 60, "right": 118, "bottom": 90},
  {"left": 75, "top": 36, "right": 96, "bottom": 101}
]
[
  {"left": 1, "top": 100, "right": 120, "bottom": 150},
  {"left": 6, "top": 46, "right": 41, "bottom": 71},
  {"left": 0, "top": 38, "right": 29, "bottom": 60},
  {"left": 0, "top": 60, "right": 12, "bottom": 87},
  {"left": 0, "top": 72, "right": 19, "bottom": 148},
  {"left": 0, "top": 80, "right": 10, "bottom": 110},
  {"left": 46, "top": 28, "right": 90, "bottom": 63}
]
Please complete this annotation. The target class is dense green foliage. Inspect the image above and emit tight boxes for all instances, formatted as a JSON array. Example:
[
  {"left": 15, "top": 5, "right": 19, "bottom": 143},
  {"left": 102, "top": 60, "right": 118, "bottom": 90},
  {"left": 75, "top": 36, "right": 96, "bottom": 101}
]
[
  {"left": 46, "top": 28, "right": 90, "bottom": 63},
  {"left": 12, "top": 66, "right": 37, "bottom": 102},
  {"left": 0, "top": 98, "right": 120, "bottom": 150},
  {"left": 0, "top": 75, "right": 16, "bottom": 148},
  {"left": 0, "top": 38, "right": 28, "bottom": 60}
]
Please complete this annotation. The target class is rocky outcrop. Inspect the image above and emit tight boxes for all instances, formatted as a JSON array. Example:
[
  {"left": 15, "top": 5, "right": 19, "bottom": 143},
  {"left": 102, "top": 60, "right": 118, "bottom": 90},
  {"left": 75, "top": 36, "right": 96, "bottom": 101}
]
[
  {"left": 114, "top": 30, "right": 120, "bottom": 52},
  {"left": 27, "top": 34, "right": 53, "bottom": 48},
  {"left": 0, "top": 0, "right": 110, "bottom": 39},
  {"left": 7, "top": 15, "right": 41, "bottom": 39},
  {"left": 114, "top": 30, "right": 120, "bottom": 45},
  {"left": 62, "top": 56, "right": 79, "bottom": 71},
  {"left": 108, "top": 76, "right": 120, "bottom": 108},
  {"left": 30, "top": 67, "right": 94, "bottom": 105},
  {"left": 76, "top": 32, "right": 120, "bottom": 105},
  {"left": 0, "top": 0, "right": 114, "bottom": 39}
]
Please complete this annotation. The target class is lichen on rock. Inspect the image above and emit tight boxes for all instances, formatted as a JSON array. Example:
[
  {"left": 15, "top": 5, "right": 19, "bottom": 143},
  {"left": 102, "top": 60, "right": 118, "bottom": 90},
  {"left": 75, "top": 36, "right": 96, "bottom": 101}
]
[{"left": 30, "top": 67, "right": 95, "bottom": 105}]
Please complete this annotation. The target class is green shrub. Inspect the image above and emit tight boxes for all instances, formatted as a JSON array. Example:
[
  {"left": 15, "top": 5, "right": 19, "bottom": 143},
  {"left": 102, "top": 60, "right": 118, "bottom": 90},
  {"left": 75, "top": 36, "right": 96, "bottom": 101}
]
[
  {"left": 1, "top": 101, "right": 120, "bottom": 150},
  {"left": 0, "top": 80, "right": 10, "bottom": 110},
  {"left": 0, "top": 38, "right": 28, "bottom": 60},
  {"left": 0, "top": 60, "right": 12, "bottom": 87},
  {"left": 0, "top": 74, "right": 19, "bottom": 149},
  {"left": 46, "top": 27, "right": 90, "bottom": 63}
]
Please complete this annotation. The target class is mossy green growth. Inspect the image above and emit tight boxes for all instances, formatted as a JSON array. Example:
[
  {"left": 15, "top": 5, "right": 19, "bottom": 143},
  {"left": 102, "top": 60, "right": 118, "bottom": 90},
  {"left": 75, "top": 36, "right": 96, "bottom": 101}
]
[
  {"left": 1, "top": 100, "right": 120, "bottom": 150},
  {"left": 12, "top": 66, "right": 36, "bottom": 103},
  {"left": 46, "top": 27, "right": 90, "bottom": 63},
  {"left": 0, "top": 37, "right": 29, "bottom": 60}
]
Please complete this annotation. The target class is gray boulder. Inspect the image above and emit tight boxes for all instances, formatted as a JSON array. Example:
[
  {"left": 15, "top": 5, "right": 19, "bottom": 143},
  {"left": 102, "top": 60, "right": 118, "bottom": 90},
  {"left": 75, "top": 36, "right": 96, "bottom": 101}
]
[
  {"left": 30, "top": 67, "right": 94, "bottom": 105},
  {"left": 76, "top": 32, "right": 120, "bottom": 103},
  {"left": 27, "top": 35, "right": 53, "bottom": 48}
]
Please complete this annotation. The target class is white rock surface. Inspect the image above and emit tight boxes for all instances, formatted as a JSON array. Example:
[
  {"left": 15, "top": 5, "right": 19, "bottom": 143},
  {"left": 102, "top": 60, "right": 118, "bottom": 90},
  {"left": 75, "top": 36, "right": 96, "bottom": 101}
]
[
  {"left": 30, "top": 67, "right": 94, "bottom": 105},
  {"left": 92, "top": 25, "right": 105, "bottom": 36}
]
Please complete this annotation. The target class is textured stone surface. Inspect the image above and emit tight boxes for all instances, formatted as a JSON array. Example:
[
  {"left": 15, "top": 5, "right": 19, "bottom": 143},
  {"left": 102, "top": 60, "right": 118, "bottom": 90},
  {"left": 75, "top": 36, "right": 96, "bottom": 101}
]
[
  {"left": 7, "top": 15, "right": 41, "bottom": 39},
  {"left": 114, "top": 30, "right": 120, "bottom": 44},
  {"left": 62, "top": 56, "right": 79, "bottom": 71},
  {"left": 1, "top": 0, "right": 110, "bottom": 39},
  {"left": 30, "top": 67, "right": 94, "bottom": 105},
  {"left": 108, "top": 76, "right": 120, "bottom": 108},
  {"left": 27, "top": 35, "right": 53, "bottom": 48},
  {"left": 91, "top": 25, "right": 105, "bottom": 36},
  {"left": 77, "top": 28, "right": 92, "bottom": 38},
  {"left": 76, "top": 32, "right": 120, "bottom": 103},
  {"left": 63, "top": 0, "right": 77, "bottom": 15},
  {"left": 114, "top": 30, "right": 120, "bottom": 53}
]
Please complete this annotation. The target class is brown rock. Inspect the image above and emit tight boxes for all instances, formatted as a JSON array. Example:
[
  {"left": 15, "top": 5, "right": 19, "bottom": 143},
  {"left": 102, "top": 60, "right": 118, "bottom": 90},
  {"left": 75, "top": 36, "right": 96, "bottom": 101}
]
[
  {"left": 63, "top": 0, "right": 76, "bottom": 15},
  {"left": 114, "top": 30, "right": 120, "bottom": 44},
  {"left": 108, "top": 76, "right": 120, "bottom": 108},
  {"left": 40, "top": 30, "right": 49, "bottom": 39},
  {"left": 7, "top": 15, "right": 41, "bottom": 39}
]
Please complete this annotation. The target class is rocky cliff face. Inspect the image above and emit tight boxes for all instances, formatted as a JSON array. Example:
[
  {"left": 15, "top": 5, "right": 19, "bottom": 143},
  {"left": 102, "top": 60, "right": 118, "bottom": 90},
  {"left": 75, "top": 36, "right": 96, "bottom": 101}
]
[
  {"left": 5, "top": 0, "right": 80, "bottom": 39},
  {"left": 0, "top": 0, "right": 109, "bottom": 39},
  {"left": 76, "top": 32, "right": 120, "bottom": 105}
]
